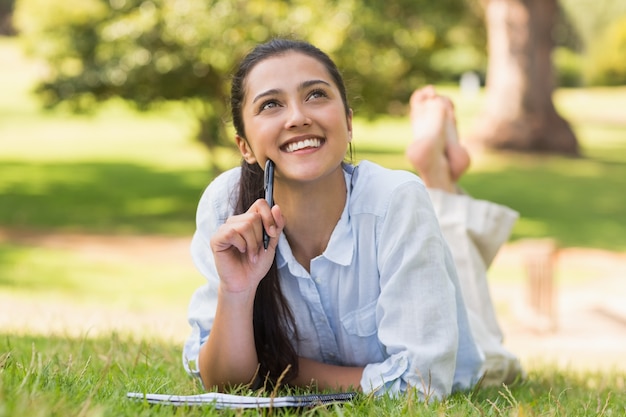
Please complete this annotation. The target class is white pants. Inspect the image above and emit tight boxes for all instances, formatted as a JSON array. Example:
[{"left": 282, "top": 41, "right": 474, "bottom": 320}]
[{"left": 428, "top": 189, "right": 523, "bottom": 386}]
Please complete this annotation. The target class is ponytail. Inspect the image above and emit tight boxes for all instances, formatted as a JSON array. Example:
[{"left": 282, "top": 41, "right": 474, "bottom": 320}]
[{"left": 236, "top": 161, "right": 299, "bottom": 387}]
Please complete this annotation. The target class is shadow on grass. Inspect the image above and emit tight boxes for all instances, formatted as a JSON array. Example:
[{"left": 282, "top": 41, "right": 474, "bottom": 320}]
[
  {"left": 0, "top": 161, "right": 213, "bottom": 236},
  {"left": 1, "top": 152, "right": 625, "bottom": 251}
]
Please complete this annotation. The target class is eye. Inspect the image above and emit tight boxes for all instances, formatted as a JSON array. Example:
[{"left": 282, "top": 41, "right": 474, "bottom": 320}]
[
  {"left": 307, "top": 89, "right": 328, "bottom": 101},
  {"left": 258, "top": 99, "right": 280, "bottom": 112}
]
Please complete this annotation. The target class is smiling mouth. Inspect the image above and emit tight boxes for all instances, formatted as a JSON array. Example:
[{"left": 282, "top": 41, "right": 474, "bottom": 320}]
[{"left": 283, "top": 138, "right": 322, "bottom": 153}]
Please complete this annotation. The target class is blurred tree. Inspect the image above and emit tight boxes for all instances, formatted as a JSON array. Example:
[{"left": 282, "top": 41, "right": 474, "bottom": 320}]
[
  {"left": 14, "top": 0, "right": 476, "bottom": 167},
  {"left": 468, "top": 0, "right": 579, "bottom": 154},
  {"left": 330, "top": 0, "right": 479, "bottom": 115}
]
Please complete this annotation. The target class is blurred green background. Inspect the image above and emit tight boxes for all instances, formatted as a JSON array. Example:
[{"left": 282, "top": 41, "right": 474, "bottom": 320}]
[{"left": 1, "top": 37, "right": 624, "bottom": 243}]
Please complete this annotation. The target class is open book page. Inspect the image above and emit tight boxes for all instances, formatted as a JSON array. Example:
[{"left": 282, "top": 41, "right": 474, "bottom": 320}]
[{"left": 127, "top": 391, "right": 357, "bottom": 409}]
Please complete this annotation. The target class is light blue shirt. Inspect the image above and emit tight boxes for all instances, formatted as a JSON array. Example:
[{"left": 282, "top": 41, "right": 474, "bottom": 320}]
[{"left": 184, "top": 161, "right": 482, "bottom": 398}]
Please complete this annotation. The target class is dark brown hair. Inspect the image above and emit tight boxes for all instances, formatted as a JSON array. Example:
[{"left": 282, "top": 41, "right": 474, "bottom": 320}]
[{"left": 230, "top": 38, "right": 350, "bottom": 386}]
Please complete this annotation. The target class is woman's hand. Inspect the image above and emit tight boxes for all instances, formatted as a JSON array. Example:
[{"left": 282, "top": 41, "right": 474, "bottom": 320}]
[
  {"left": 200, "top": 200, "right": 283, "bottom": 390},
  {"left": 210, "top": 199, "right": 284, "bottom": 295}
]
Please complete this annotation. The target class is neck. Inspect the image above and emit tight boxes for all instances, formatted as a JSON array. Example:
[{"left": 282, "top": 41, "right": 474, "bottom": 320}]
[{"left": 276, "top": 168, "right": 347, "bottom": 271}]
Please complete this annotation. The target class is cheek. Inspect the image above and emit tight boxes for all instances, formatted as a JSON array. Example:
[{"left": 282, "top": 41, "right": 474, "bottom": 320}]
[
  {"left": 243, "top": 119, "right": 281, "bottom": 151},
  {"left": 331, "top": 113, "right": 352, "bottom": 140},
  {"left": 247, "top": 120, "right": 274, "bottom": 141}
]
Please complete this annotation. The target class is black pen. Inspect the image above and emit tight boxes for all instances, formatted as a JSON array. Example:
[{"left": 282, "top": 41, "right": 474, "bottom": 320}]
[{"left": 263, "top": 159, "right": 275, "bottom": 250}]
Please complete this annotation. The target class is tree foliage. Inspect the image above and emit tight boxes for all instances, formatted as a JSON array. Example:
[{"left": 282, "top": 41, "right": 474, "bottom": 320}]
[
  {"left": 14, "top": 0, "right": 478, "bottom": 158},
  {"left": 560, "top": 0, "right": 626, "bottom": 52},
  {"left": 585, "top": 15, "right": 626, "bottom": 86}
]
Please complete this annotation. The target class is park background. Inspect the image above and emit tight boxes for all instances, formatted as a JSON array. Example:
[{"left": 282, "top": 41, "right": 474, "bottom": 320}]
[{"left": 1, "top": 0, "right": 625, "bottom": 415}]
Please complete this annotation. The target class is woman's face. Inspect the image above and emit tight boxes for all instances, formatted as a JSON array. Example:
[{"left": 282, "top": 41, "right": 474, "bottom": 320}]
[{"left": 236, "top": 51, "right": 352, "bottom": 185}]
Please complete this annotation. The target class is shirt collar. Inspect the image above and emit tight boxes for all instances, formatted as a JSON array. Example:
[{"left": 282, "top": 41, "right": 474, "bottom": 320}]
[{"left": 276, "top": 164, "right": 355, "bottom": 270}]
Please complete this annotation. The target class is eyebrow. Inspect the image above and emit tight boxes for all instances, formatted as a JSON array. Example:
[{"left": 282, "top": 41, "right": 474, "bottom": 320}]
[{"left": 251, "top": 79, "right": 332, "bottom": 104}]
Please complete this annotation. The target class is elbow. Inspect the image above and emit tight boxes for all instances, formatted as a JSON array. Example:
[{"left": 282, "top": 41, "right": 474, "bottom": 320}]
[
  {"left": 199, "top": 368, "right": 223, "bottom": 392},
  {"left": 198, "top": 354, "right": 260, "bottom": 392},
  {"left": 197, "top": 329, "right": 261, "bottom": 391},
  {"left": 199, "top": 367, "right": 258, "bottom": 392}
]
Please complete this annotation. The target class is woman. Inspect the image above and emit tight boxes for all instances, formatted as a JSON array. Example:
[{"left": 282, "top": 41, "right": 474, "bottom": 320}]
[{"left": 183, "top": 38, "right": 520, "bottom": 398}]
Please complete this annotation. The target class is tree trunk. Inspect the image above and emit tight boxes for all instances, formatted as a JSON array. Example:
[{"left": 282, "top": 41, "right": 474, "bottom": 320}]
[
  {"left": 469, "top": 0, "right": 579, "bottom": 155},
  {"left": 0, "top": 0, "right": 16, "bottom": 36}
]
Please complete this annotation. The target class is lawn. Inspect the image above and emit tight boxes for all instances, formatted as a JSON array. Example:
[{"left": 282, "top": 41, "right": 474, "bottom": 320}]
[
  {"left": 3, "top": 333, "right": 625, "bottom": 416},
  {"left": 1, "top": 36, "right": 626, "bottom": 416}
]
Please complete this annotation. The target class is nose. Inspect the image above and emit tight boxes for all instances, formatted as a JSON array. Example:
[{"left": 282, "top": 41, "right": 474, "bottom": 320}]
[{"left": 285, "top": 102, "right": 311, "bottom": 129}]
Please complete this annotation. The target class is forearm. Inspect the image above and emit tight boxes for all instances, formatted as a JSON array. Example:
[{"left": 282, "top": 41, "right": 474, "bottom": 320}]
[
  {"left": 199, "top": 288, "right": 259, "bottom": 391},
  {"left": 292, "top": 357, "right": 363, "bottom": 392}
]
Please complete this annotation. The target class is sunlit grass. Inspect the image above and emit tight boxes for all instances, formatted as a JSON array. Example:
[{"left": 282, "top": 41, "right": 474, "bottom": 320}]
[
  {"left": 2, "top": 333, "right": 625, "bottom": 416},
  {"left": 555, "top": 86, "right": 626, "bottom": 126},
  {"left": 0, "top": 99, "right": 210, "bottom": 169},
  {"left": 0, "top": 242, "right": 198, "bottom": 310}
]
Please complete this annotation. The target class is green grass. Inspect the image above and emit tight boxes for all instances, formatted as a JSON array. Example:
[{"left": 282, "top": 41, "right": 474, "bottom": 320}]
[
  {"left": 0, "top": 161, "right": 206, "bottom": 235},
  {"left": 0, "top": 242, "right": 198, "bottom": 310},
  {"left": 2, "top": 333, "right": 625, "bottom": 416},
  {"left": 461, "top": 155, "right": 626, "bottom": 249}
]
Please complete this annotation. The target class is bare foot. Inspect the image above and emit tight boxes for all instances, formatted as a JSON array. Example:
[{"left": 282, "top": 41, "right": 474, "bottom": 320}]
[
  {"left": 443, "top": 105, "right": 471, "bottom": 182},
  {"left": 405, "top": 86, "right": 470, "bottom": 191}
]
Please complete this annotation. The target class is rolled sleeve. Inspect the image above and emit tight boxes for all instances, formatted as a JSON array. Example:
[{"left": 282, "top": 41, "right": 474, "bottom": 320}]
[
  {"left": 182, "top": 168, "right": 240, "bottom": 380},
  {"left": 361, "top": 352, "right": 410, "bottom": 396},
  {"left": 358, "top": 180, "right": 467, "bottom": 398}
]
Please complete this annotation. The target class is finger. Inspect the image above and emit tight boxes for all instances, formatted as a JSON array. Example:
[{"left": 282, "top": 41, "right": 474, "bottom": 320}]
[
  {"left": 224, "top": 212, "right": 263, "bottom": 255},
  {"left": 238, "top": 212, "right": 263, "bottom": 262},
  {"left": 260, "top": 201, "right": 278, "bottom": 240},
  {"left": 266, "top": 204, "right": 284, "bottom": 250},
  {"left": 248, "top": 198, "right": 277, "bottom": 247},
  {"left": 211, "top": 223, "right": 248, "bottom": 255}
]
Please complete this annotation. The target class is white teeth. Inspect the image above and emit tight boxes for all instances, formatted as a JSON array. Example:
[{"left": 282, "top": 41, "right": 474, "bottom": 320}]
[{"left": 285, "top": 138, "right": 321, "bottom": 153}]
